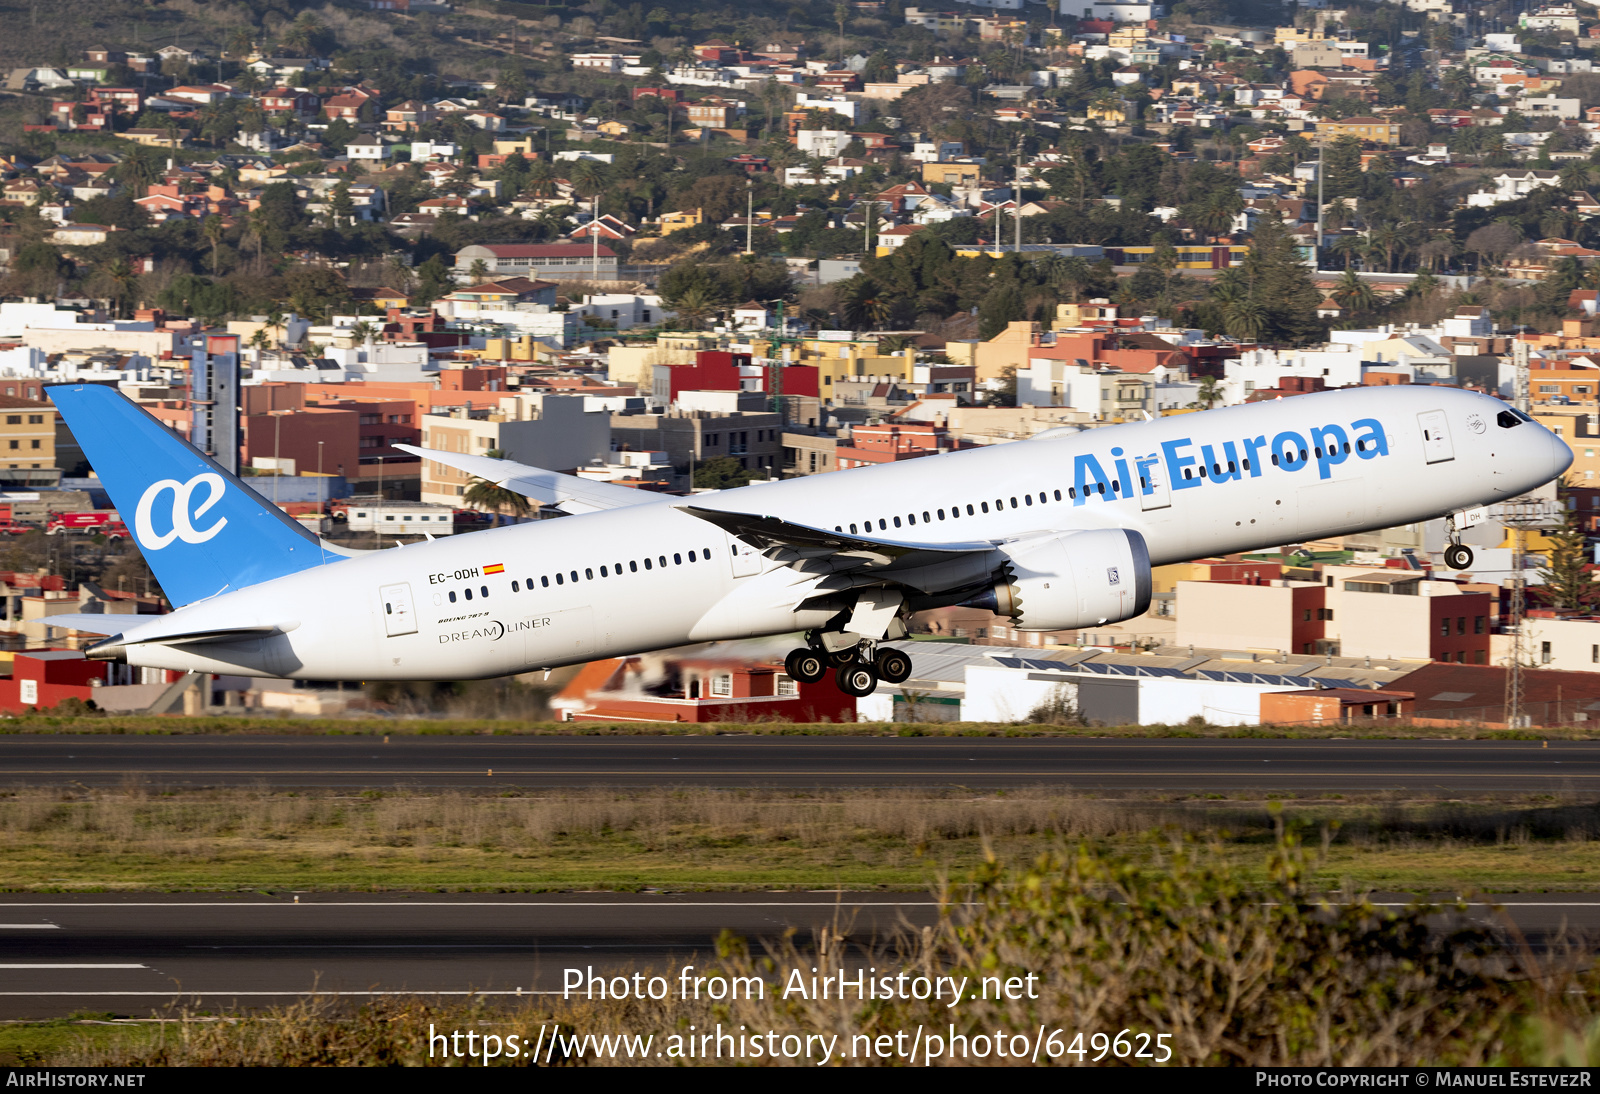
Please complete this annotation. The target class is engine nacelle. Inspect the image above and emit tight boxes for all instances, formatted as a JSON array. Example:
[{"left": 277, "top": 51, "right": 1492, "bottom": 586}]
[{"left": 973, "top": 529, "right": 1151, "bottom": 631}]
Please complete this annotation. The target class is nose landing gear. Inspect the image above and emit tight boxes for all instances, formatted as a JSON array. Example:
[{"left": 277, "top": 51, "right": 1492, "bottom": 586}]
[{"left": 1444, "top": 513, "right": 1475, "bottom": 571}]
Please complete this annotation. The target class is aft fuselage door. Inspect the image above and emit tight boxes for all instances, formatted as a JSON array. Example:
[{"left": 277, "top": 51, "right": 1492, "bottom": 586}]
[
  {"left": 1418, "top": 409, "right": 1455, "bottom": 465},
  {"left": 380, "top": 582, "right": 418, "bottom": 637},
  {"left": 1137, "top": 451, "right": 1172, "bottom": 511}
]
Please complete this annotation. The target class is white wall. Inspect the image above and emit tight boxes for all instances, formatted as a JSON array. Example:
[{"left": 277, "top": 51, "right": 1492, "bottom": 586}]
[{"left": 1525, "top": 617, "right": 1600, "bottom": 673}]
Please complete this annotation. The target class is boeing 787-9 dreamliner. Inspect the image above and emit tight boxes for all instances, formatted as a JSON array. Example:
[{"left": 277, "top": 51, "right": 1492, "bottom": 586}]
[{"left": 40, "top": 383, "right": 1570, "bottom": 696}]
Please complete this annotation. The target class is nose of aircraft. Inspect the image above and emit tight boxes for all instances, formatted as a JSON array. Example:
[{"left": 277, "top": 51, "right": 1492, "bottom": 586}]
[{"left": 1544, "top": 422, "right": 1575, "bottom": 482}]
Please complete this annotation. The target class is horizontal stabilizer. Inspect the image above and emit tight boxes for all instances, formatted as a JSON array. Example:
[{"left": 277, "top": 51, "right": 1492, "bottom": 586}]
[
  {"left": 33, "top": 614, "right": 121, "bottom": 636},
  {"left": 395, "top": 445, "right": 658, "bottom": 515},
  {"left": 83, "top": 621, "right": 293, "bottom": 660},
  {"left": 676, "top": 505, "right": 994, "bottom": 572}
]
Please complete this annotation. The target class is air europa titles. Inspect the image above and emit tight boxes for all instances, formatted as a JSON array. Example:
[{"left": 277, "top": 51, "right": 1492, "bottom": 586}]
[{"left": 1069, "top": 416, "right": 1391, "bottom": 506}]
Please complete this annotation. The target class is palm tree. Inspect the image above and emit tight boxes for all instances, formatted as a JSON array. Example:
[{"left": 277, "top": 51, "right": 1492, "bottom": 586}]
[
  {"left": 463, "top": 450, "right": 532, "bottom": 525},
  {"left": 468, "top": 258, "right": 491, "bottom": 284},
  {"left": 115, "top": 147, "right": 159, "bottom": 199},
  {"left": 1559, "top": 162, "right": 1594, "bottom": 193},
  {"left": 667, "top": 282, "right": 717, "bottom": 328},
  {"left": 1331, "top": 234, "right": 1363, "bottom": 271},
  {"left": 1323, "top": 198, "right": 1354, "bottom": 233},
  {"left": 524, "top": 159, "right": 556, "bottom": 200},
  {"left": 1332, "top": 269, "right": 1376, "bottom": 312},
  {"left": 385, "top": 253, "right": 416, "bottom": 294},
  {"left": 203, "top": 215, "right": 226, "bottom": 277},
  {"left": 101, "top": 258, "right": 138, "bottom": 319},
  {"left": 1223, "top": 298, "right": 1267, "bottom": 342},
  {"left": 1369, "top": 223, "right": 1403, "bottom": 273}
]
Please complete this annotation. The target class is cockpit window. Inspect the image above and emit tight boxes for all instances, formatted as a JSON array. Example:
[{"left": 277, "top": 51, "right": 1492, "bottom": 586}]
[{"left": 1498, "top": 410, "right": 1523, "bottom": 429}]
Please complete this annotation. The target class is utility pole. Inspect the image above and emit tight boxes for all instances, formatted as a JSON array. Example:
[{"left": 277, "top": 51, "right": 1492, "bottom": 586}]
[
  {"left": 1015, "top": 136, "right": 1023, "bottom": 254},
  {"left": 745, "top": 177, "right": 754, "bottom": 256},
  {"left": 591, "top": 192, "right": 600, "bottom": 282},
  {"left": 767, "top": 299, "right": 790, "bottom": 480},
  {"left": 1315, "top": 132, "right": 1325, "bottom": 265},
  {"left": 1506, "top": 513, "right": 1527, "bottom": 729},
  {"left": 1513, "top": 338, "right": 1531, "bottom": 413}
]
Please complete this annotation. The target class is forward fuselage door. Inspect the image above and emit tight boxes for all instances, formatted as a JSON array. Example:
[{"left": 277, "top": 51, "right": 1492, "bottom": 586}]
[
  {"left": 1137, "top": 451, "right": 1172, "bottom": 511},
  {"left": 1418, "top": 410, "right": 1454, "bottom": 465},
  {"left": 379, "top": 582, "right": 417, "bottom": 637}
]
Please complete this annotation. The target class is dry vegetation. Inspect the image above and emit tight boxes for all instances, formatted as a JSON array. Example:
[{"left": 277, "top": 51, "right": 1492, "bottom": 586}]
[
  {"left": 0, "top": 712, "right": 1592, "bottom": 739},
  {"left": 20, "top": 831, "right": 1600, "bottom": 1066},
  {"left": 2, "top": 786, "right": 1599, "bottom": 891}
]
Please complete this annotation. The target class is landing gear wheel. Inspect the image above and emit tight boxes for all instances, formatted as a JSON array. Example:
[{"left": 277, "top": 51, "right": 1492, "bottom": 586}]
[
  {"left": 827, "top": 646, "right": 859, "bottom": 666},
  {"left": 785, "top": 648, "right": 826, "bottom": 684},
  {"left": 835, "top": 662, "right": 878, "bottom": 697},
  {"left": 1445, "top": 543, "right": 1474, "bottom": 570},
  {"left": 874, "top": 647, "right": 912, "bottom": 684}
]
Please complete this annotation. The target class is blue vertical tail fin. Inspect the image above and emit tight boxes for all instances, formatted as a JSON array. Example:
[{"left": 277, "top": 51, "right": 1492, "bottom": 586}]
[{"left": 48, "top": 384, "right": 337, "bottom": 607}]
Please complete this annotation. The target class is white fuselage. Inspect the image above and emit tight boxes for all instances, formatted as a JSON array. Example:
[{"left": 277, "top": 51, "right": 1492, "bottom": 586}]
[{"left": 110, "top": 386, "right": 1569, "bottom": 680}]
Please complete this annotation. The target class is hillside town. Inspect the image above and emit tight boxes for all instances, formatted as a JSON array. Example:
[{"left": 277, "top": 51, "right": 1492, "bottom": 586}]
[{"left": 2, "top": 0, "right": 1600, "bottom": 722}]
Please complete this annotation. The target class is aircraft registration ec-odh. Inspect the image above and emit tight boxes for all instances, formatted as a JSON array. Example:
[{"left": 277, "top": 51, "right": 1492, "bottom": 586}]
[{"left": 41, "top": 383, "right": 1572, "bottom": 697}]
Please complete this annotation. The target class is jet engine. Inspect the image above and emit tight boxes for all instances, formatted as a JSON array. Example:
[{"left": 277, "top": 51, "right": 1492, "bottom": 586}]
[{"left": 968, "top": 528, "right": 1151, "bottom": 631}]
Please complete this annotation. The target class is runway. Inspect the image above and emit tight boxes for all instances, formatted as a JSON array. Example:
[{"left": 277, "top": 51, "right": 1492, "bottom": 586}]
[
  {"left": 2, "top": 892, "right": 1597, "bottom": 1020},
  {"left": 0, "top": 735, "right": 1598, "bottom": 792},
  {"left": 1, "top": 892, "right": 1598, "bottom": 1020},
  {"left": 0, "top": 893, "right": 940, "bottom": 1019}
]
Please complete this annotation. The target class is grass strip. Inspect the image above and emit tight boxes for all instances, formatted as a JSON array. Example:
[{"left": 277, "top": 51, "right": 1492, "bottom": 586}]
[
  {"left": 0, "top": 788, "right": 1596, "bottom": 893},
  {"left": 0, "top": 714, "right": 1588, "bottom": 739}
]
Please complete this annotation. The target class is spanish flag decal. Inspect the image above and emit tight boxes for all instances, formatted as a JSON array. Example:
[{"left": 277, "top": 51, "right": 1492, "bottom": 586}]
[{"left": 484, "top": 563, "right": 506, "bottom": 575}]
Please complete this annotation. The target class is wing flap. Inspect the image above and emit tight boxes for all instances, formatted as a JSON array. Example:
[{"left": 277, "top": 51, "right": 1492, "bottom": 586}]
[{"left": 396, "top": 445, "right": 657, "bottom": 515}]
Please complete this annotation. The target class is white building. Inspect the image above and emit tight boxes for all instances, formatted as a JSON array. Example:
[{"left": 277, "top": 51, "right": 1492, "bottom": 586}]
[
  {"left": 570, "top": 53, "right": 632, "bottom": 73},
  {"left": 795, "top": 129, "right": 852, "bottom": 158},
  {"left": 1525, "top": 616, "right": 1600, "bottom": 673},
  {"left": 794, "top": 93, "right": 860, "bottom": 124},
  {"left": 346, "top": 140, "right": 389, "bottom": 161},
  {"left": 570, "top": 293, "right": 673, "bottom": 331}
]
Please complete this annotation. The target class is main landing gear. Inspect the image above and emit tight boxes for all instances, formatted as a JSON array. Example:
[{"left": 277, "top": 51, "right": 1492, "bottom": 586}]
[{"left": 784, "top": 640, "right": 914, "bottom": 697}]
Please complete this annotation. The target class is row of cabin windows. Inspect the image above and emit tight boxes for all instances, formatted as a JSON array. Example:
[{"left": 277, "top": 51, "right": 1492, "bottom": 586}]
[
  {"left": 441, "top": 546, "right": 717, "bottom": 603},
  {"left": 833, "top": 490, "right": 1068, "bottom": 534}
]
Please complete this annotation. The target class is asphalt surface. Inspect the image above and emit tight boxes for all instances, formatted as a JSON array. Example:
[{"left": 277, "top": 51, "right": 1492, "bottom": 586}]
[
  {"left": 0, "top": 893, "right": 938, "bottom": 1019},
  {"left": 0, "top": 736, "right": 1598, "bottom": 792},
  {"left": 1, "top": 892, "right": 1598, "bottom": 1020}
]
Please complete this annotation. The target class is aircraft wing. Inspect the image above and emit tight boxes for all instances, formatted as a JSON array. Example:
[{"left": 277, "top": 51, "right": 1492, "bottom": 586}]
[
  {"left": 33, "top": 614, "right": 122, "bottom": 636},
  {"left": 395, "top": 445, "right": 659, "bottom": 515},
  {"left": 676, "top": 505, "right": 994, "bottom": 574}
]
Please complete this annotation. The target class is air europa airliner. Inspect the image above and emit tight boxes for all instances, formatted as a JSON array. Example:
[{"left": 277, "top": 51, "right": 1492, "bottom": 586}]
[{"left": 42, "top": 383, "right": 1568, "bottom": 697}]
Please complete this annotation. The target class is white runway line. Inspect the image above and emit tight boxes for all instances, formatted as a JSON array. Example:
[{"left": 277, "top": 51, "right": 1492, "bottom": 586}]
[
  {"left": 0, "top": 924, "right": 58, "bottom": 928},
  {"left": 0, "top": 964, "right": 148, "bottom": 969}
]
